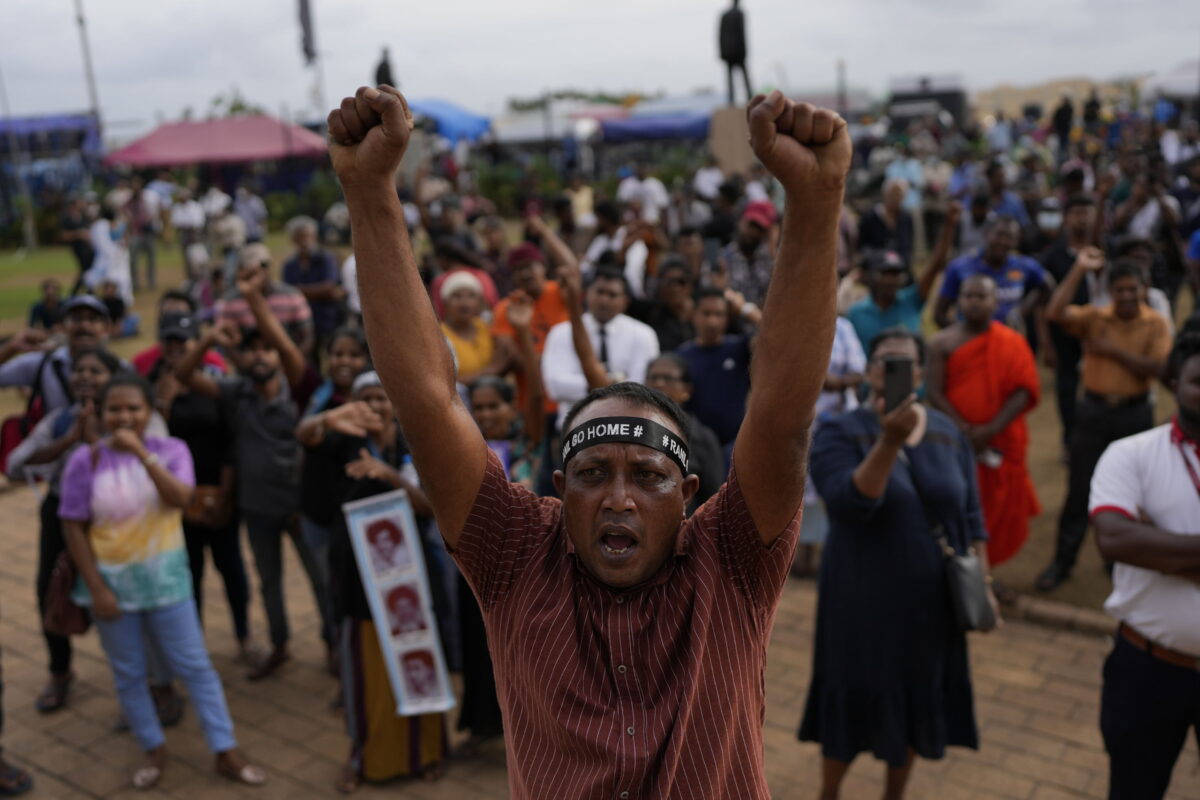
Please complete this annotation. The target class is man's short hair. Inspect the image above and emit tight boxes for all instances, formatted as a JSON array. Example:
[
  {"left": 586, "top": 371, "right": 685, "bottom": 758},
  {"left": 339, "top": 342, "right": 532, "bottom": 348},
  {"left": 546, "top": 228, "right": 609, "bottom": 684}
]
[
  {"left": 695, "top": 286, "right": 727, "bottom": 304},
  {"left": 1108, "top": 260, "right": 1145, "bottom": 286},
  {"left": 984, "top": 214, "right": 1020, "bottom": 234},
  {"left": 649, "top": 352, "right": 693, "bottom": 384},
  {"left": 1064, "top": 194, "right": 1095, "bottom": 213},
  {"left": 1165, "top": 330, "right": 1200, "bottom": 384},
  {"left": 595, "top": 201, "right": 620, "bottom": 227},
  {"left": 562, "top": 382, "right": 691, "bottom": 447},
  {"left": 285, "top": 215, "right": 319, "bottom": 236},
  {"left": 588, "top": 266, "right": 630, "bottom": 296},
  {"left": 158, "top": 289, "right": 197, "bottom": 312},
  {"left": 868, "top": 326, "right": 926, "bottom": 363}
]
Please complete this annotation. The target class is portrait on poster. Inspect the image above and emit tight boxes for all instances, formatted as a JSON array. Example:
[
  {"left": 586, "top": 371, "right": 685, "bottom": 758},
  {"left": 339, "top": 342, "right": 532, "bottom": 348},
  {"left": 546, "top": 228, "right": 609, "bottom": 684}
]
[{"left": 343, "top": 489, "right": 456, "bottom": 715}]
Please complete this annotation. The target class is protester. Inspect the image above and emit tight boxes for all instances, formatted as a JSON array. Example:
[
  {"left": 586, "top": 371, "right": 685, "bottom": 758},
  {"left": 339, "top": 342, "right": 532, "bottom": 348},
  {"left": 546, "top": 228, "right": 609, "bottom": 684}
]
[
  {"left": 846, "top": 202, "right": 959, "bottom": 349},
  {"left": 927, "top": 276, "right": 1041, "bottom": 591},
  {"left": 642, "top": 257, "right": 696, "bottom": 352},
  {"left": 281, "top": 216, "right": 344, "bottom": 359},
  {"left": 858, "top": 177, "right": 915, "bottom": 266},
  {"left": 1091, "top": 330, "right": 1200, "bottom": 800},
  {"left": 717, "top": 200, "right": 776, "bottom": 307},
  {"left": 5, "top": 348, "right": 119, "bottom": 714},
  {"left": 439, "top": 271, "right": 506, "bottom": 384},
  {"left": 176, "top": 267, "right": 333, "bottom": 678},
  {"left": 131, "top": 291, "right": 227, "bottom": 377},
  {"left": 799, "top": 328, "right": 996, "bottom": 797},
  {"left": 146, "top": 310, "right": 253, "bottom": 660},
  {"left": 296, "top": 372, "right": 448, "bottom": 791},
  {"left": 233, "top": 186, "right": 267, "bottom": 243},
  {"left": 644, "top": 353, "right": 724, "bottom": 511},
  {"left": 216, "top": 243, "right": 316, "bottom": 363},
  {"left": 330, "top": 83, "right": 847, "bottom": 798},
  {"left": 934, "top": 216, "right": 1051, "bottom": 330},
  {"left": 676, "top": 287, "right": 756, "bottom": 450},
  {"left": 27, "top": 279, "right": 65, "bottom": 331},
  {"left": 1037, "top": 249, "right": 1174, "bottom": 590},
  {"left": 59, "top": 373, "right": 265, "bottom": 790},
  {"left": 169, "top": 189, "right": 206, "bottom": 278},
  {"left": 60, "top": 196, "right": 95, "bottom": 295},
  {"left": 125, "top": 176, "right": 161, "bottom": 292}
]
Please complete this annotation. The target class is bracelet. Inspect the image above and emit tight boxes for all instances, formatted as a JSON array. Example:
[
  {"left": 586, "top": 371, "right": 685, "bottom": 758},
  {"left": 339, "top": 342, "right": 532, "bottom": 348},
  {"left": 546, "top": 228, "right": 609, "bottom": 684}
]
[{"left": 142, "top": 453, "right": 161, "bottom": 468}]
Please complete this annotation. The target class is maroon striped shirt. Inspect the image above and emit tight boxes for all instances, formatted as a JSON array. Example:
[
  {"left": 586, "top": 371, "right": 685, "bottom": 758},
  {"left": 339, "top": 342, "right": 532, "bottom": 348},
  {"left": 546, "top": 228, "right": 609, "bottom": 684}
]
[{"left": 452, "top": 451, "right": 801, "bottom": 799}]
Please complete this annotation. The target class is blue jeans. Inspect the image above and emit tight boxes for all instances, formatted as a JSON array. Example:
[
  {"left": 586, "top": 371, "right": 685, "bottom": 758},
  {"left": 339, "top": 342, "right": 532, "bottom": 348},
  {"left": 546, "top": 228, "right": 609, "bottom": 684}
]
[{"left": 93, "top": 599, "right": 236, "bottom": 754}]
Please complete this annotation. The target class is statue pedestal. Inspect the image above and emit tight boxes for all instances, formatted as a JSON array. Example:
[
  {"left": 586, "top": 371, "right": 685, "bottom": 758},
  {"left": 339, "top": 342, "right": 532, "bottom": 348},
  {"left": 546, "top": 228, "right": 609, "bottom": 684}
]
[{"left": 709, "top": 106, "right": 756, "bottom": 176}]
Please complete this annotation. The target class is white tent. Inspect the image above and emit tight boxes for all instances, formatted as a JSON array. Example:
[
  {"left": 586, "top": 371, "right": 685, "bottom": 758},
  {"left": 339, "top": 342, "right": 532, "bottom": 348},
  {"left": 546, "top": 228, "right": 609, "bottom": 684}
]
[{"left": 1143, "top": 60, "right": 1200, "bottom": 99}]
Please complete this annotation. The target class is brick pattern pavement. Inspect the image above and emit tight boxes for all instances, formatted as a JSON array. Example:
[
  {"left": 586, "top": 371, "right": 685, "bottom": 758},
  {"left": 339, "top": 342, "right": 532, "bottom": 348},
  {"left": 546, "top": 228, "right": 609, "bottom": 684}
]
[{"left": 0, "top": 485, "right": 1196, "bottom": 799}]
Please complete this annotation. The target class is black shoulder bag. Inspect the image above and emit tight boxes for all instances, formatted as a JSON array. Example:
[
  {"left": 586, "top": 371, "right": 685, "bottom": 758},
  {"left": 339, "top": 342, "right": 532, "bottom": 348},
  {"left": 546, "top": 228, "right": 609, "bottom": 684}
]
[{"left": 900, "top": 449, "right": 996, "bottom": 633}]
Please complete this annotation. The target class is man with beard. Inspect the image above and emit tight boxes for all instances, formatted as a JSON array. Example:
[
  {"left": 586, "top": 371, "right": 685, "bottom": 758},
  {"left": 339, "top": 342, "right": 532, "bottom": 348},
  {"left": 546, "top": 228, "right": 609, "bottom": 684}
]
[
  {"left": 328, "top": 84, "right": 849, "bottom": 799},
  {"left": 175, "top": 267, "right": 331, "bottom": 680},
  {"left": 717, "top": 200, "right": 777, "bottom": 307},
  {"left": 1090, "top": 330, "right": 1200, "bottom": 799},
  {"left": 1, "top": 295, "right": 111, "bottom": 414}
]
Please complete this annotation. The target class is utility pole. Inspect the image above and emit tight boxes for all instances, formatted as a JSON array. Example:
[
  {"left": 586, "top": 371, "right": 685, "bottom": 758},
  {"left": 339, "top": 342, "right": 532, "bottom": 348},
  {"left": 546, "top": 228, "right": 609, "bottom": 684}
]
[
  {"left": 836, "top": 59, "right": 847, "bottom": 118},
  {"left": 74, "top": 0, "right": 103, "bottom": 139},
  {"left": 0, "top": 61, "right": 37, "bottom": 250}
]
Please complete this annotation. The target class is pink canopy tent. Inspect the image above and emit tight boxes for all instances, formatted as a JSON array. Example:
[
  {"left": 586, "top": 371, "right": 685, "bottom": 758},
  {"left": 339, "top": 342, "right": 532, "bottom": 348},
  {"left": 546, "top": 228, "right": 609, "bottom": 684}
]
[{"left": 105, "top": 115, "right": 327, "bottom": 167}]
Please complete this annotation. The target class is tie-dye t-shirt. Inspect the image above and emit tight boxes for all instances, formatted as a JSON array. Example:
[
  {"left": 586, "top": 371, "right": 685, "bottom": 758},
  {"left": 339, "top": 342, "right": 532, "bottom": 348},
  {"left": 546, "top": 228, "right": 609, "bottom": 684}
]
[{"left": 58, "top": 436, "right": 195, "bottom": 611}]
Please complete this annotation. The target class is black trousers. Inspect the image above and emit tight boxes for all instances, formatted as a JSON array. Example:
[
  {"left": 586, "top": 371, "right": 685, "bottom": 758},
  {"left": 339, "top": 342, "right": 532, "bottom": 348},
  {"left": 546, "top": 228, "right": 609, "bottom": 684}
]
[
  {"left": 1054, "top": 397, "right": 1153, "bottom": 571},
  {"left": 1101, "top": 636, "right": 1200, "bottom": 799},
  {"left": 36, "top": 492, "right": 72, "bottom": 676},
  {"left": 183, "top": 516, "right": 250, "bottom": 641},
  {"left": 1050, "top": 328, "right": 1083, "bottom": 446}
]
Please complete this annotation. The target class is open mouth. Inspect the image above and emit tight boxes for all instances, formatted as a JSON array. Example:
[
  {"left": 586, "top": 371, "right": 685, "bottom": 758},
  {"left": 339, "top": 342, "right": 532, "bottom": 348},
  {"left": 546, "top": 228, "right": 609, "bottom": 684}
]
[{"left": 598, "top": 527, "right": 639, "bottom": 562}]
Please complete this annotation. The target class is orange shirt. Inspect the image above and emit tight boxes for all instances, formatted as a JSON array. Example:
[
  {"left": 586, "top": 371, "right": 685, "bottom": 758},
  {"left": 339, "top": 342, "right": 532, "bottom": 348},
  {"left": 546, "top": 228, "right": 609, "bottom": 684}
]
[
  {"left": 1059, "top": 303, "right": 1173, "bottom": 398},
  {"left": 491, "top": 282, "right": 569, "bottom": 413}
]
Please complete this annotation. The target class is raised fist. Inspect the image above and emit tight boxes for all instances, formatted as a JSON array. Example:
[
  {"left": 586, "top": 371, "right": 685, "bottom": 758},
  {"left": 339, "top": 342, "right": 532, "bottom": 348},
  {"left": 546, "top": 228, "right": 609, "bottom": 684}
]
[
  {"left": 327, "top": 85, "right": 415, "bottom": 189},
  {"left": 1076, "top": 246, "right": 1105, "bottom": 272},
  {"left": 747, "top": 91, "right": 851, "bottom": 197}
]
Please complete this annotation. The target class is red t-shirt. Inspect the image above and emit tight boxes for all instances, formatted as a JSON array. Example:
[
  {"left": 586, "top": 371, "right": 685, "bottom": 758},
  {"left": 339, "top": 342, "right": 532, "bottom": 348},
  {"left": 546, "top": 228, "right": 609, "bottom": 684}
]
[{"left": 132, "top": 345, "right": 228, "bottom": 377}]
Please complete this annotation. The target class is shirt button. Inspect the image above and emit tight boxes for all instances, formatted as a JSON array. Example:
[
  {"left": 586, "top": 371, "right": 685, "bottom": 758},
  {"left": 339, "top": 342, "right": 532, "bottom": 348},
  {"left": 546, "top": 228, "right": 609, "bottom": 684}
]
[
  {"left": 615, "top": 596, "right": 625, "bottom": 604},
  {"left": 617, "top": 664, "right": 627, "bottom": 674},
  {"left": 626, "top": 726, "right": 635, "bottom": 736},
  {"left": 620, "top": 793, "right": 630, "bottom": 799}
]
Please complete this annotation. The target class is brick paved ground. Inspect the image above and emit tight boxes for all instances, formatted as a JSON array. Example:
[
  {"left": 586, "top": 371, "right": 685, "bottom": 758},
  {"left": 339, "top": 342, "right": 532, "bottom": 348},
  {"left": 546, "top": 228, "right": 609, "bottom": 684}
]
[{"left": 1, "top": 485, "right": 1196, "bottom": 799}]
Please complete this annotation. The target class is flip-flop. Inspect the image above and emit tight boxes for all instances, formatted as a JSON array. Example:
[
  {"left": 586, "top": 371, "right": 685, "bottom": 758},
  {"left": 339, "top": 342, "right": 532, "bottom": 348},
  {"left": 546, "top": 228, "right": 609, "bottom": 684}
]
[
  {"left": 0, "top": 763, "right": 33, "bottom": 796},
  {"left": 34, "top": 673, "right": 73, "bottom": 714},
  {"left": 132, "top": 765, "right": 162, "bottom": 791},
  {"left": 217, "top": 763, "right": 266, "bottom": 787},
  {"left": 334, "top": 765, "right": 359, "bottom": 795}
]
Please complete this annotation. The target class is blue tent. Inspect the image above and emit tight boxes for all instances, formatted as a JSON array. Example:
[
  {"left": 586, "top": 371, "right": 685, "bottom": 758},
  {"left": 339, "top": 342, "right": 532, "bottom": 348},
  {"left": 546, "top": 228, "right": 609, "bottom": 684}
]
[
  {"left": 407, "top": 99, "right": 490, "bottom": 143},
  {"left": 0, "top": 112, "right": 103, "bottom": 158},
  {"left": 599, "top": 112, "right": 710, "bottom": 143}
]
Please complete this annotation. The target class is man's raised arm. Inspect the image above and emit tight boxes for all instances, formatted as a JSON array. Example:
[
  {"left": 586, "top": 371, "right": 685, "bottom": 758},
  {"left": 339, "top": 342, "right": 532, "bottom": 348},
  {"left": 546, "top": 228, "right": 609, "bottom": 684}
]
[
  {"left": 733, "top": 92, "right": 852, "bottom": 544},
  {"left": 329, "top": 86, "right": 487, "bottom": 546}
]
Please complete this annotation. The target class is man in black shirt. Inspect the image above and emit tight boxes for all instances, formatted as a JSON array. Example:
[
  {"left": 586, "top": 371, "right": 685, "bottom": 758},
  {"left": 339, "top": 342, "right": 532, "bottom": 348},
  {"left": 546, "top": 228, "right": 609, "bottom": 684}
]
[
  {"left": 60, "top": 197, "right": 94, "bottom": 295},
  {"left": 1038, "top": 194, "right": 1096, "bottom": 447}
]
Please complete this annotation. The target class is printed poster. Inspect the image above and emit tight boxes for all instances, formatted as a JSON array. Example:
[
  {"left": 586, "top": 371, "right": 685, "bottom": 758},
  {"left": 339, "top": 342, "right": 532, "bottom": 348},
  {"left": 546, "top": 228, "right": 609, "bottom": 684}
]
[{"left": 343, "top": 489, "right": 456, "bottom": 715}]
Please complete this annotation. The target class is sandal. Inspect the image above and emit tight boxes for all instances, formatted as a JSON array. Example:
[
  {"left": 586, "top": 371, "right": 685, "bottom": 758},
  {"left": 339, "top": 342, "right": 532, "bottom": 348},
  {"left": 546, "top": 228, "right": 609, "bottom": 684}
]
[
  {"left": 151, "top": 685, "right": 184, "bottom": 727},
  {"left": 334, "top": 764, "right": 359, "bottom": 794},
  {"left": 1035, "top": 562, "right": 1068, "bottom": 592},
  {"left": 132, "top": 765, "right": 162, "bottom": 791},
  {"left": 0, "top": 761, "right": 32, "bottom": 796},
  {"left": 419, "top": 762, "right": 445, "bottom": 782},
  {"left": 216, "top": 752, "right": 266, "bottom": 787},
  {"left": 34, "top": 672, "right": 73, "bottom": 714}
]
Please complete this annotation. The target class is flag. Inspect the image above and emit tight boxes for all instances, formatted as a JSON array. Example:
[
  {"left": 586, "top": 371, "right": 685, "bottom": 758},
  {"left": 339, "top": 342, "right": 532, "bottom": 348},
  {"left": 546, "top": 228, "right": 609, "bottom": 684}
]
[{"left": 298, "top": 0, "right": 316, "bottom": 65}]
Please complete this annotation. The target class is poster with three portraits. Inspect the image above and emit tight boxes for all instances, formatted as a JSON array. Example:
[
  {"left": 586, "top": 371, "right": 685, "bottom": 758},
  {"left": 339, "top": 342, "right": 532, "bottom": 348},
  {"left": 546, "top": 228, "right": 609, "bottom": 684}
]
[{"left": 343, "top": 489, "right": 456, "bottom": 715}]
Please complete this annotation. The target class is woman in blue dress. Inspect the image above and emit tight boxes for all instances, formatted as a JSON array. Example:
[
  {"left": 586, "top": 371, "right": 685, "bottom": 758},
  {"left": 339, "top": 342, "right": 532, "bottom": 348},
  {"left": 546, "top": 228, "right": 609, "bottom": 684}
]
[{"left": 798, "top": 327, "right": 1000, "bottom": 799}]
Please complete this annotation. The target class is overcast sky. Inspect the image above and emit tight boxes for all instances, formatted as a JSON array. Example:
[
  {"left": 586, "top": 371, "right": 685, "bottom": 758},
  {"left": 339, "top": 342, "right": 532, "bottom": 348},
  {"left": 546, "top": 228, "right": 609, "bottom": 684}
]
[{"left": 2, "top": 0, "right": 1197, "bottom": 140}]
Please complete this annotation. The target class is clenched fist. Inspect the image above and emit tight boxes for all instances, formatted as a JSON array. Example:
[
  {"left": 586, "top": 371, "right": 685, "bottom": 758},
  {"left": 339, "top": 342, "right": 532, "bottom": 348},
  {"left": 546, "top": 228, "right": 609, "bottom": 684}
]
[
  {"left": 327, "top": 85, "right": 415, "bottom": 188},
  {"left": 747, "top": 91, "right": 851, "bottom": 197}
]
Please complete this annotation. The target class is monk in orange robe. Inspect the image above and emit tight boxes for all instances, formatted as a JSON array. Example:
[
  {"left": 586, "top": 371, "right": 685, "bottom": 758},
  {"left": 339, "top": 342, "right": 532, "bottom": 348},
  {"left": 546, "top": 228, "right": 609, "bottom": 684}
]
[{"left": 927, "top": 275, "right": 1041, "bottom": 571}]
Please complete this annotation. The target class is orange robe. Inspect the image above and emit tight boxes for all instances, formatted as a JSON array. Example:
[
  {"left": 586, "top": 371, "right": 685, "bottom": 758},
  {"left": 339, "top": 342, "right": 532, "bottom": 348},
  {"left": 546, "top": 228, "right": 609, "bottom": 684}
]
[{"left": 945, "top": 322, "right": 1041, "bottom": 566}]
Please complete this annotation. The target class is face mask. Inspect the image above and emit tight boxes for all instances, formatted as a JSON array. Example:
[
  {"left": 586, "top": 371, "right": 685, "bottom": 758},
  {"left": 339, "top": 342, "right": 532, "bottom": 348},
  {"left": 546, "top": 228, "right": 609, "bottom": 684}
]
[{"left": 1038, "top": 212, "right": 1063, "bottom": 230}]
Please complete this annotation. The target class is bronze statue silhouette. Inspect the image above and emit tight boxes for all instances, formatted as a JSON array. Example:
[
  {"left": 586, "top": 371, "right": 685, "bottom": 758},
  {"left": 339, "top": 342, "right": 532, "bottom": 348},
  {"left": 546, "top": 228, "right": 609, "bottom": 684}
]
[{"left": 718, "top": 0, "right": 752, "bottom": 105}]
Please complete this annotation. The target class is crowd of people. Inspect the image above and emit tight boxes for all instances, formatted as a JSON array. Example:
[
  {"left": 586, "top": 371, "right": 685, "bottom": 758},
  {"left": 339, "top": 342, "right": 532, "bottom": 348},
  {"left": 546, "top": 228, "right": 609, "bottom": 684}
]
[{"left": 0, "top": 85, "right": 1196, "bottom": 798}]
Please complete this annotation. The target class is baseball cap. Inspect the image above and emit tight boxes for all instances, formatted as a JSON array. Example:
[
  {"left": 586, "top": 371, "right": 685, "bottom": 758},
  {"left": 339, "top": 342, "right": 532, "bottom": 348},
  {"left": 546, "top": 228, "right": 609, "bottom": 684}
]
[
  {"left": 741, "top": 201, "right": 778, "bottom": 230},
  {"left": 159, "top": 311, "right": 198, "bottom": 341},
  {"left": 62, "top": 295, "right": 111, "bottom": 320},
  {"left": 239, "top": 242, "right": 272, "bottom": 269},
  {"left": 863, "top": 250, "right": 908, "bottom": 273}
]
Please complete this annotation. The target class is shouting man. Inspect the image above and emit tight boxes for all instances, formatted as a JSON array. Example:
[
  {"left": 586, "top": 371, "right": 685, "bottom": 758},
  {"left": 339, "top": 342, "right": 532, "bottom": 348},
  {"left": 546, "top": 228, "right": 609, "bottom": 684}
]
[{"left": 328, "top": 85, "right": 850, "bottom": 799}]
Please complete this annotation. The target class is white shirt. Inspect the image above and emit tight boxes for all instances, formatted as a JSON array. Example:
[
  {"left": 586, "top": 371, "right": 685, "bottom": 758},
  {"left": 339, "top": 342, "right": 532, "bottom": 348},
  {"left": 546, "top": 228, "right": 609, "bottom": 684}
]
[
  {"left": 542, "top": 312, "right": 660, "bottom": 427},
  {"left": 616, "top": 177, "right": 642, "bottom": 204},
  {"left": 640, "top": 177, "right": 670, "bottom": 223},
  {"left": 744, "top": 180, "right": 769, "bottom": 204},
  {"left": 693, "top": 166, "right": 724, "bottom": 200},
  {"left": 1090, "top": 423, "right": 1200, "bottom": 655},
  {"left": 342, "top": 254, "right": 361, "bottom": 314},
  {"left": 170, "top": 200, "right": 205, "bottom": 230}
]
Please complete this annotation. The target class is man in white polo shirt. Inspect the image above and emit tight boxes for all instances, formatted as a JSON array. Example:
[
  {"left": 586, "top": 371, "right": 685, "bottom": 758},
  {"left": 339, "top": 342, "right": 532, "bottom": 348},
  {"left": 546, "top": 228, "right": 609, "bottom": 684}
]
[{"left": 1090, "top": 328, "right": 1200, "bottom": 800}]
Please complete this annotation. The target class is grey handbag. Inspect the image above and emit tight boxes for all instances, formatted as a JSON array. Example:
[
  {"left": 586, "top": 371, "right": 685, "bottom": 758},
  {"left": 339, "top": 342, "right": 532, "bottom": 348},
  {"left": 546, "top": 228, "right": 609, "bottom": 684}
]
[{"left": 900, "top": 449, "right": 997, "bottom": 633}]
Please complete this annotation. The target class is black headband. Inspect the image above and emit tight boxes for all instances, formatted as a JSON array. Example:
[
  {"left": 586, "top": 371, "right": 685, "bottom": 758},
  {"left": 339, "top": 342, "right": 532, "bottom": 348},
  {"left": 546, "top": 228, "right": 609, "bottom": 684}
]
[{"left": 561, "top": 416, "right": 689, "bottom": 475}]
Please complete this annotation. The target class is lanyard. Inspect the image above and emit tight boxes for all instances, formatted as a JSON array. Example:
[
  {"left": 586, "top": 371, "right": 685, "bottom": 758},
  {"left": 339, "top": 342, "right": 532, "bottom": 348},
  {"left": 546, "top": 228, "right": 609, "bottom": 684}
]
[{"left": 1170, "top": 419, "right": 1200, "bottom": 500}]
